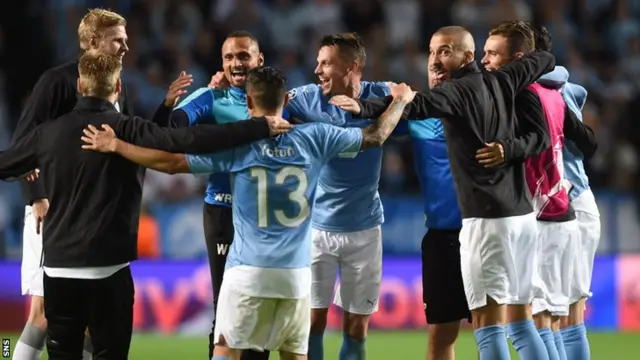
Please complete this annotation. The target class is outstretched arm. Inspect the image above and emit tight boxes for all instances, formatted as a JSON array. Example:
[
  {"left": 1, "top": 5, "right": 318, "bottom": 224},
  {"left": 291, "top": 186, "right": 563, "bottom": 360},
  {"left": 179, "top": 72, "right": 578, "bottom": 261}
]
[
  {"left": 494, "top": 51, "right": 556, "bottom": 98},
  {"left": 111, "top": 114, "right": 289, "bottom": 154},
  {"left": 361, "top": 97, "right": 413, "bottom": 149},
  {"left": 82, "top": 124, "right": 190, "bottom": 174}
]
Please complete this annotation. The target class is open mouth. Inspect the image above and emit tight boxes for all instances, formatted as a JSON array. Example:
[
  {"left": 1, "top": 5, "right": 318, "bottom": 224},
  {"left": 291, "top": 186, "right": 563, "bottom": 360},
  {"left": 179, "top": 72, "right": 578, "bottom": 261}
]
[
  {"left": 319, "top": 77, "right": 330, "bottom": 89},
  {"left": 431, "top": 70, "right": 447, "bottom": 80},
  {"left": 231, "top": 70, "right": 247, "bottom": 82}
]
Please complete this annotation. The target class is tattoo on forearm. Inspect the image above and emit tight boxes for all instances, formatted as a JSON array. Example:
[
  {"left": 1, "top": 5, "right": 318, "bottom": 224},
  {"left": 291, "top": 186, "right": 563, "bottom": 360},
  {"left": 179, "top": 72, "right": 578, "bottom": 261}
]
[{"left": 363, "top": 99, "right": 407, "bottom": 148}]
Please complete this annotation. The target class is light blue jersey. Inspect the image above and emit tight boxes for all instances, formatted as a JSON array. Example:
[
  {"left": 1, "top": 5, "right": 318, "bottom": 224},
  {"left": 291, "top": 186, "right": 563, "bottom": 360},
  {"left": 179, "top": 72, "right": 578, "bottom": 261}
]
[
  {"left": 186, "top": 123, "right": 362, "bottom": 275},
  {"left": 176, "top": 86, "right": 249, "bottom": 207},
  {"left": 538, "top": 66, "right": 590, "bottom": 200},
  {"left": 283, "top": 82, "right": 390, "bottom": 232}
]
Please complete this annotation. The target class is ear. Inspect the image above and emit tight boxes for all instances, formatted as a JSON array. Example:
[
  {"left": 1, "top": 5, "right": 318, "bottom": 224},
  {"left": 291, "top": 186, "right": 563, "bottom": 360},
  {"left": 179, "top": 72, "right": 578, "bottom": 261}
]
[
  {"left": 464, "top": 50, "right": 475, "bottom": 63},
  {"left": 246, "top": 93, "right": 254, "bottom": 111},
  {"left": 282, "top": 92, "right": 290, "bottom": 108},
  {"left": 258, "top": 53, "right": 265, "bottom": 67},
  {"left": 514, "top": 52, "right": 524, "bottom": 59},
  {"left": 76, "top": 78, "right": 83, "bottom": 94},
  {"left": 115, "top": 78, "right": 122, "bottom": 95},
  {"left": 90, "top": 36, "right": 99, "bottom": 50}
]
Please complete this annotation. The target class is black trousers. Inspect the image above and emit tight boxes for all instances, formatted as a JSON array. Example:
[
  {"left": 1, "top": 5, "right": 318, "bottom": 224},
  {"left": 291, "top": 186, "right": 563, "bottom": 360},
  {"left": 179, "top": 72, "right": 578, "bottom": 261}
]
[
  {"left": 44, "top": 266, "right": 134, "bottom": 360},
  {"left": 421, "top": 229, "right": 472, "bottom": 324},
  {"left": 203, "top": 203, "right": 269, "bottom": 360}
]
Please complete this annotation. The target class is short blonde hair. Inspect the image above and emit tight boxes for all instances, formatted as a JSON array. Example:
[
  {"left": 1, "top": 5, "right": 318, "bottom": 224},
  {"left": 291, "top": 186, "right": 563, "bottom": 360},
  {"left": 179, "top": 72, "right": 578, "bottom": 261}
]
[
  {"left": 78, "top": 8, "right": 126, "bottom": 51},
  {"left": 78, "top": 53, "right": 122, "bottom": 98}
]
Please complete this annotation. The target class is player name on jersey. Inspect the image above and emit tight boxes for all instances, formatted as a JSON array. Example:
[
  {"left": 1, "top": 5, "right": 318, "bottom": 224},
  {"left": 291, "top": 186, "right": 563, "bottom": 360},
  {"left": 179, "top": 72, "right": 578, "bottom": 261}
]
[{"left": 260, "top": 144, "right": 296, "bottom": 158}]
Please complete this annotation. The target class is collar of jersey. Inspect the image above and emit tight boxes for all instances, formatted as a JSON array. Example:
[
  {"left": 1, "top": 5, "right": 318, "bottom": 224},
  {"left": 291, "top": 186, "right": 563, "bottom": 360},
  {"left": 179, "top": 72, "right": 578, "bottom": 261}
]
[
  {"left": 451, "top": 61, "right": 480, "bottom": 79},
  {"left": 230, "top": 86, "right": 245, "bottom": 95}
]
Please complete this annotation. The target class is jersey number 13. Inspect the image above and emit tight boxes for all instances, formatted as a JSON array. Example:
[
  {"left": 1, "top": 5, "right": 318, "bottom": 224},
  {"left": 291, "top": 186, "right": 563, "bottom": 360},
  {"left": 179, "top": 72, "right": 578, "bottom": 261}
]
[{"left": 250, "top": 166, "right": 310, "bottom": 228}]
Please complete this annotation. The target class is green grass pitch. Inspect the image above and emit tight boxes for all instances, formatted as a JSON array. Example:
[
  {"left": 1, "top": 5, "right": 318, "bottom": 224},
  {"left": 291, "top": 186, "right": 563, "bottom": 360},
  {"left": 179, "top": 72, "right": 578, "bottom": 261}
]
[{"left": 3, "top": 330, "right": 640, "bottom": 359}]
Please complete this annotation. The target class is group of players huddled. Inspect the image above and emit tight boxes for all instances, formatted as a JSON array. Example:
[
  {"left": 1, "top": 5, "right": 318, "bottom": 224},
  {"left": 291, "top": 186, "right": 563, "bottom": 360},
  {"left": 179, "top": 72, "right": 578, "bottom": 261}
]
[{"left": 9, "top": 7, "right": 599, "bottom": 360}]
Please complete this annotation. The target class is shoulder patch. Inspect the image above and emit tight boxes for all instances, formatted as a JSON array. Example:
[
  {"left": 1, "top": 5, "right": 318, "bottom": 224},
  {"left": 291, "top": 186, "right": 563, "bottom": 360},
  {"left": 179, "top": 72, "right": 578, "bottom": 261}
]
[{"left": 288, "top": 89, "right": 297, "bottom": 99}]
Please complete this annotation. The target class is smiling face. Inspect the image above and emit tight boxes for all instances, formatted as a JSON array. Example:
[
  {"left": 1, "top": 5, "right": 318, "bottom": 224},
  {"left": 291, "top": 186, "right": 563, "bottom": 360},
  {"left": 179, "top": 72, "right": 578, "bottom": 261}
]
[
  {"left": 482, "top": 35, "right": 516, "bottom": 72},
  {"left": 314, "top": 45, "right": 353, "bottom": 96},
  {"left": 221, "top": 36, "right": 264, "bottom": 88},
  {"left": 428, "top": 34, "right": 468, "bottom": 88}
]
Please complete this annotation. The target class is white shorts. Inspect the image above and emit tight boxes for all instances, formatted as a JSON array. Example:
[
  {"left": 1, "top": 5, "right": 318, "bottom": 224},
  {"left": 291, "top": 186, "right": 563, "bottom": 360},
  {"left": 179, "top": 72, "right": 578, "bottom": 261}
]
[
  {"left": 21, "top": 206, "right": 44, "bottom": 297},
  {"left": 570, "top": 190, "right": 601, "bottom": 303},
  {"left": 460, "top": 213, "right": 538, "bottom": 310},
  {"left": 311, "top": 226, "right": 382, "bottom": 314},
  {"left": 213, "top": 280, "right": 310, "bottom": 355},
  {"left": 532, "top": 220, "right": 579, "bottom": 316}
]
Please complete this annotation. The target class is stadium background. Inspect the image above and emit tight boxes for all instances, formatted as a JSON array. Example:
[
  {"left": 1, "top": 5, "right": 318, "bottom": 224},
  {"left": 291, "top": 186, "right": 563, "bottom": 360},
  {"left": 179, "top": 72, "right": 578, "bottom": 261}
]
[{"left": 1, "top": 0, "right": 640, "bottom": 358}]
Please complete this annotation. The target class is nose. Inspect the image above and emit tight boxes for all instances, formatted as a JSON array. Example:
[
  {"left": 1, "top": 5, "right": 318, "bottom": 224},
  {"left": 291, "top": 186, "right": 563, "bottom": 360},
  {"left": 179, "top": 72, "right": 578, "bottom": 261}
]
[
  {"left": 314, "top": 65, "right": 321, "bottom": 75},
  {"left": 481, "top": 55, "right": 489, "bottom": 65},
  {"left": 122, "top": 41, "right": 129, "bottom": 53}
]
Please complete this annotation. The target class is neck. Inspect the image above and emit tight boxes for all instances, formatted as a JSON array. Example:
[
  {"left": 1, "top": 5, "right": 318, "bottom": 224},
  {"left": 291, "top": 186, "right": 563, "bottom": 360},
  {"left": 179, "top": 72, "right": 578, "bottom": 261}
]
[
  {"left": 342, "top": 79, "right": 362, "bottom": 99},
  {"left": 83, "top": 93, "right": 119, "bottom": 104},
  {"left": 250, "top": 107, "right": 282, "bottom": 117}
]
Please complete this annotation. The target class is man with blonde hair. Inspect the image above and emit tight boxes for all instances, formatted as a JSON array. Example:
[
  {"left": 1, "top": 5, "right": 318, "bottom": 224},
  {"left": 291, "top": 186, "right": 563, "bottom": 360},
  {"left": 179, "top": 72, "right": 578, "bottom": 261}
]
[
  {"left": 1, "top": 52, "right": 287, "bottom": 360},
  {"left": 11, "top": 8, "right": 193, "bottom": 360}
]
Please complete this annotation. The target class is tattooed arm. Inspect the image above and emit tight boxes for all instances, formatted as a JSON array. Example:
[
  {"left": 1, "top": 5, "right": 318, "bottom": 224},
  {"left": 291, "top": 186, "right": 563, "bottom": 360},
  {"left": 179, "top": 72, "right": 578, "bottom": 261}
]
[{"left": 360, "top": 86, "right": 415, "bottom": 149}]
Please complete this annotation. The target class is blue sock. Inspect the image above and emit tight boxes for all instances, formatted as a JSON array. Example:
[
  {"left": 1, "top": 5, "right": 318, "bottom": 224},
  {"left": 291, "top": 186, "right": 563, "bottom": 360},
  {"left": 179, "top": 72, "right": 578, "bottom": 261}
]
[
  {"left": 212, "top": 356, "right": 229, "bottom": 360},
  {"left": 537, "top": 328, "right": 560, "bottom": 360},
  {"left": 506, "top": 320, "right": 549, "bottom": 360},
  {"left": 561, "top": 324, "right": 590, "bottom": 360},
  {"left": 473, "top": 325, "right": 511, "bottom": 360},
  {"left": 554, "top": 331, "right": 568, "bottom": 360},
  {"left": 308, "top": 333, "right": 324, "bottom": 360},
  {"left": 338, "top": 333, "right": 365, "bottom": 360}
]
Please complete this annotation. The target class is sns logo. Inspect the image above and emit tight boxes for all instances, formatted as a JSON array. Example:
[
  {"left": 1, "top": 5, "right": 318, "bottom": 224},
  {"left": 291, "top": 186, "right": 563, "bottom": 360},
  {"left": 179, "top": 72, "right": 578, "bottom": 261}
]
[
  {"left": 213, "top": 193, "right": 232, "bottom": 204},
  {"left": 2, "top": 338, "right": 10, "bottom": 358}
]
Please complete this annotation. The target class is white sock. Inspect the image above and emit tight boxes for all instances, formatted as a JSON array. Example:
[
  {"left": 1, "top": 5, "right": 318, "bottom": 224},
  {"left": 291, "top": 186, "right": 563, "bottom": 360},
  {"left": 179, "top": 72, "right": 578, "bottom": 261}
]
[
  {"left": 13, "top": 341, "right": 43, "bottom": 360},
  {"left": 83, "top": 334, "right": 93, "bottom": 360},
  {"left": 82, "top": 350, "right": 92, "bottom": 360},
  {"left": 13, "top": 322, "right": 46, "bottom": 360}
]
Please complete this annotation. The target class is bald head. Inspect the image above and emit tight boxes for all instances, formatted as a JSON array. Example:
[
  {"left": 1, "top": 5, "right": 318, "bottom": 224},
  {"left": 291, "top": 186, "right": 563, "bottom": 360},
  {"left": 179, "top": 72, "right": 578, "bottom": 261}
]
[
  {"left": 428, "top": 26, "right": 475, "bottom": 88},
  {"left": 434, "top": 26, "right": 476, "bottom": 53}
]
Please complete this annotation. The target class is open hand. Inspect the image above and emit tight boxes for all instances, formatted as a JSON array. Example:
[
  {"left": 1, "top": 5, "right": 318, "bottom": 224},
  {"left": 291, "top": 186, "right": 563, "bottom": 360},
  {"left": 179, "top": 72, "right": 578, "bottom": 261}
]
[
  {"left": 264, "top": 116, "right": 292, "bottom": 136},
  {"left": 476, "top": 142, "right": 505, "bottom": 168},
  {"left": 390, "top": 83, "right": 416, "bottom": 104},
  {"left": 81, "top": 124, "right": 118, "bottom": 153},
  {"left": 164, "top": 71, "right": 193, "bottom": 107},
  {"left": 329, "top": 95, "right": 361, "bottom": 114},
  {"left": 208, "top": 71, "right": 230, "bottom": 89}
]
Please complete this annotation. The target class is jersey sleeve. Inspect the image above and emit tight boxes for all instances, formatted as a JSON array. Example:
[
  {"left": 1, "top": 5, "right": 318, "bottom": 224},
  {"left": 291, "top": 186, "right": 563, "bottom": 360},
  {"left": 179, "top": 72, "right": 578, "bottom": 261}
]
[
  {"left": 185, "top": 150, "right": 236, "bottom": 174},
  {"left": 284, "top": 85, "right": 320, "bottom": 123},
  {"left": 316, "top": 124, "right": 363, "bottom": 159},
  {"left": 175, "top": 87, "right": 216, "bottom": 125}
]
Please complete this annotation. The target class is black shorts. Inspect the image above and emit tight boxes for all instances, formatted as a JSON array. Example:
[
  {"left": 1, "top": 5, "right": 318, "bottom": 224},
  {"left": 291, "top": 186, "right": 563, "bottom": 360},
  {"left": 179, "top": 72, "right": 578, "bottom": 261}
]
[
  {"left": 422, "top": 228, "right": 471, "bottom": 324},
  {"left": 203, "top": 203, "right": 234, "bottom": 310},
  {"left": 44, "top": 266, "right": 134, "bottom": 360}
]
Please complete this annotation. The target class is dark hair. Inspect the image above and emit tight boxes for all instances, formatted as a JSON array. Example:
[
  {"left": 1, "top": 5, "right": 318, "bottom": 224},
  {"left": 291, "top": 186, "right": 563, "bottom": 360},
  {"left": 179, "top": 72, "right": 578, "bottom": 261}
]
[
  {"left": 489, "top": 20, "right": 535, "bottom": 54},
  {"left": 526, "top": 22, "right": 552, "bottom": 52},
  {"left": 225, "top": 31, "right": 260, "bottom": 47},
  {"left": 319, "top": 32, "right": 366, "bottom": 66},
  {"left": 245, "top": 66, "right": 288, "bottom": 110}
]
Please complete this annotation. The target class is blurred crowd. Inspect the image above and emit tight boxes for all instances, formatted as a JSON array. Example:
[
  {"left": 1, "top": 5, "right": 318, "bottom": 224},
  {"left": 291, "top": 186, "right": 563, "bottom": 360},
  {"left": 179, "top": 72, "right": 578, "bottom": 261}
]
[{"left": 0, "top": 0, "right": 639, "bottom": 248}]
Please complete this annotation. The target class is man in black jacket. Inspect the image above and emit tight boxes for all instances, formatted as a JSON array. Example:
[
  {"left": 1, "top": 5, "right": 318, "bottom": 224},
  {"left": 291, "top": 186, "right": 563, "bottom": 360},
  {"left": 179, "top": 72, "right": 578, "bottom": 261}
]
[
  {"left": 330, "top": 26, "right": 555, "bottom": 360},
  {"left": 10, "top": 8, "right": 192, "bottom": 360},
  {"left": 0, "top": 53, "right": 288, "bottom": 360}
]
